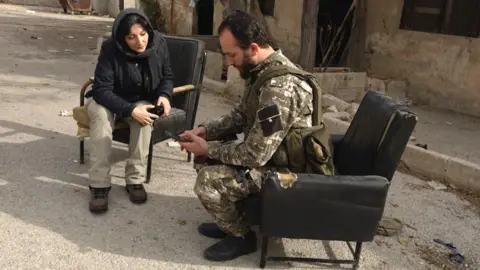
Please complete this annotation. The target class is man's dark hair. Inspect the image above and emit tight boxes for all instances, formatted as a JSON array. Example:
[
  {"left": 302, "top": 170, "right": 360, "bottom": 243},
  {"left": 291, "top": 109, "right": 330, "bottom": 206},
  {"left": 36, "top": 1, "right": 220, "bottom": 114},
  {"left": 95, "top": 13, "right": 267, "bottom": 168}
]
[{"left": 217, "top": 10, "right": 277, "bottom": 50}]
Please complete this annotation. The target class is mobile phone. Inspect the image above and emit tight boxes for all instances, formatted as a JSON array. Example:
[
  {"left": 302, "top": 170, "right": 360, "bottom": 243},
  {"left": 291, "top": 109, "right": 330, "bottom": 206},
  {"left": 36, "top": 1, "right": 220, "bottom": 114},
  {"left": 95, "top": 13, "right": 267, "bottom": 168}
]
[{"left": 165, "top": 130, "right": 191, "bottom": 142}]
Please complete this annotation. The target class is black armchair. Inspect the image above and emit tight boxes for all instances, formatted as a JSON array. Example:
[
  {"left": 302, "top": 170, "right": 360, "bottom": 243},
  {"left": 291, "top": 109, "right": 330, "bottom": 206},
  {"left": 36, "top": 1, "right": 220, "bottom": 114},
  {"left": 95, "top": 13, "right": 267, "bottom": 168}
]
[
  {"left": 78, "top": 35, "right": 206, "bottom": 183},
  {"left": 243, "top": 90, "right": 418, "bottom": 269}
]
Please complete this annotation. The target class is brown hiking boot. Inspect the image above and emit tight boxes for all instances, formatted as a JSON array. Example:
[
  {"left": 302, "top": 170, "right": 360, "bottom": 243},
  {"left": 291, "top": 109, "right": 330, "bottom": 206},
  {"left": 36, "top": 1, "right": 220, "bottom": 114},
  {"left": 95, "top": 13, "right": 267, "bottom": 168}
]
[
  {"left": 125, "top": 184, "right": 148, "bottom": 204},
  {"left": 89, "top": 186, "right": 111, "bottom": 213}
]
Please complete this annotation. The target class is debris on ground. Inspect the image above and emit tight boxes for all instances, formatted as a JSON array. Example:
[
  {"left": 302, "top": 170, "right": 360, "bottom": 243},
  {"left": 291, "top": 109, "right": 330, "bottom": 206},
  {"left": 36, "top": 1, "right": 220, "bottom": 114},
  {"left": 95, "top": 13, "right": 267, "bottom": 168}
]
[
  {"left": 177, "top": 220, "right": 187, "bottom": 225},
  {"left": 377, "top": 217, "right": 403, "bottom": 236},
  {"left": 415, "top": 143, "right": 428, "bottom": 149},
  {"left": 433, "top": 239, "right": 465, "bottom": 265},
  {"left": 427, "top": 181, "right": 448, "bottom": 190},
  {"left": 59, "top": 110, "right": 72, "bottom": 116},
  {"left": 326, "top": 105, "right": 338, "bottom": 113},
  {"left": 167, "top": 141, "right": 180, "bottom": 148},
  {"left": 417, "top": 240, "right": 472, "bottom": 270}
]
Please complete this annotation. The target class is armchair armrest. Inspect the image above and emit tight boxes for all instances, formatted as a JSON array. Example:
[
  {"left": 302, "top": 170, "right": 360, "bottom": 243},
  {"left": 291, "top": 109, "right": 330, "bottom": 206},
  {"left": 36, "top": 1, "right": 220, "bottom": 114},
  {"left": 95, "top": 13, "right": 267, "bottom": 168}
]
[
  {"left": 151, "top": 108, "right": 187, "bottom": 144},
  {"left": 260, "top": 172, "right": 390, "bottom": 242},
  {"left": 172, "top": 84, "right": 199, "bottom": 96}
]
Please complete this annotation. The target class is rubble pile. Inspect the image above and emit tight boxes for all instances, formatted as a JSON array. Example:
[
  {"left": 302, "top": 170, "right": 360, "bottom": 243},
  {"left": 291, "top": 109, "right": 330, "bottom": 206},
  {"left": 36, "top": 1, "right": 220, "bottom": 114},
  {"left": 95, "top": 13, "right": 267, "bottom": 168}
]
[{"left": 321, "top": 94, "right": 359, "bottom": 122}]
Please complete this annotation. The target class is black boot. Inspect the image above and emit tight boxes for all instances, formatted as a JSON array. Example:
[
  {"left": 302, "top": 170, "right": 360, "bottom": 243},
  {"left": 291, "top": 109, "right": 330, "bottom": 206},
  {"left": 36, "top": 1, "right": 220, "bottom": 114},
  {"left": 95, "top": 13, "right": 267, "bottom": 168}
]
[
  {"left": 203, "top": 231, "right": 257, "bottom": 261},
  {"left": 198, "top": 223, "right": 228, "bottom": 239},
  {"left": 89, "top": 186, "right": 111, "bottom": 213},
  {"left": 126, "top": 184, "right": 148, "bottom": 204}
]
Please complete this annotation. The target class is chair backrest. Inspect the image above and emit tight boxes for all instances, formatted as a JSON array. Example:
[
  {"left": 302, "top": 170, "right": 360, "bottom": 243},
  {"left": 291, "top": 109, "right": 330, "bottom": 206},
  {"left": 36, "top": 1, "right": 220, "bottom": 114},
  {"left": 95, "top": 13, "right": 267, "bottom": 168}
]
[
  {"left": 334, "top": 90, "right": 417, "bottom": 181},
  {"left": 163, "top": 35, "right": 207, "bottom": 130}
]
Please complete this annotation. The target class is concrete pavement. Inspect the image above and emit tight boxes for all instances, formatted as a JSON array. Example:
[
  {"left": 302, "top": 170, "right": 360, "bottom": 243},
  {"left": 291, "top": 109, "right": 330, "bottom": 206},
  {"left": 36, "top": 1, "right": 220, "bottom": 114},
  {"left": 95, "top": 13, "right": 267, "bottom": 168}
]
[{"left": 0, "top": 6, "right": 478, "bottom": 270}]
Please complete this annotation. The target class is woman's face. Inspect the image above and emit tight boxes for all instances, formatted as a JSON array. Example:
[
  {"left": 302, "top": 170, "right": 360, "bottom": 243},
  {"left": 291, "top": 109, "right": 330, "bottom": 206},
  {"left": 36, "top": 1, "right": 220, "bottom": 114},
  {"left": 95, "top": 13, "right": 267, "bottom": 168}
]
[{"left": 124, "top": 23, "right": 149, "bottom": 53}]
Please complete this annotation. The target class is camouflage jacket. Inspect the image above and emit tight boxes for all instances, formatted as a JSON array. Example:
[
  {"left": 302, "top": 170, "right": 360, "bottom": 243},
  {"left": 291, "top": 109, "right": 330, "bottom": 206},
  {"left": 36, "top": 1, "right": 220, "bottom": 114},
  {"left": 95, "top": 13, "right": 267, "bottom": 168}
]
[{"left": 200, "top": 50, "right": 314, "bottom": 168}]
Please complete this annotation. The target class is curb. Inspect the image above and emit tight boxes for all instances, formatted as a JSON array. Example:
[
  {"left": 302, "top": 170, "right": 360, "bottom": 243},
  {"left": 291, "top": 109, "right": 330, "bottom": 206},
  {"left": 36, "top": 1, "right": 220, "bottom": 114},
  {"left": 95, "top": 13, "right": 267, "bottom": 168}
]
[
  {"left": 323, "top": 116, "right": 480, "bottom": 193},
  {"left": 201, "top": 76, "right": 480, "bottom": 193},
  {"left": 0, "top": 3, "right": 61, "bottom": 13}
]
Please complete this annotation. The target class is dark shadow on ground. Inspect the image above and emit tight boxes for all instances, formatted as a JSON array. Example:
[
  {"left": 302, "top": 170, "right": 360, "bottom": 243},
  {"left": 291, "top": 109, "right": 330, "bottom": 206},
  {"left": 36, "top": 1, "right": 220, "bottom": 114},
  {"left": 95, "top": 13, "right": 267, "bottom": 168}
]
[{"left": 0, "top": 120, "right": 295, "bottom": 269}]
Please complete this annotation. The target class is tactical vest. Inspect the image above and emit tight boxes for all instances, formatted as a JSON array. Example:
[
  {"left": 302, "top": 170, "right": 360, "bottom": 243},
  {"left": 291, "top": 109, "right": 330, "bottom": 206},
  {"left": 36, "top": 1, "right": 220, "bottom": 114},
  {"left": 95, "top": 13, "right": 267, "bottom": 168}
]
[{"left": 251, "top": 65, "right": 335, "bottom": 176}]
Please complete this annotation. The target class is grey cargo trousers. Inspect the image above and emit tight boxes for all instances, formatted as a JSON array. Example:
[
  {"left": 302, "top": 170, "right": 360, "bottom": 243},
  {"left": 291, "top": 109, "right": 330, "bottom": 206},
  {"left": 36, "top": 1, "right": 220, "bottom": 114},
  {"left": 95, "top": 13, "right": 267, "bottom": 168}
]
[{"left": 85, "top": 98, "right": 152, "bottom": 188}]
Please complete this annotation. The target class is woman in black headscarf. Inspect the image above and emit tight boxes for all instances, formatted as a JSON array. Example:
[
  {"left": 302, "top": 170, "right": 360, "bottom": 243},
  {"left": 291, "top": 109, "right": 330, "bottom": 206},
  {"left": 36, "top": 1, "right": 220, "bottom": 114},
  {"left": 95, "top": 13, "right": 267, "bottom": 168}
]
[{"left": 84, "top": 8, "right": 174, "bottom": 214}]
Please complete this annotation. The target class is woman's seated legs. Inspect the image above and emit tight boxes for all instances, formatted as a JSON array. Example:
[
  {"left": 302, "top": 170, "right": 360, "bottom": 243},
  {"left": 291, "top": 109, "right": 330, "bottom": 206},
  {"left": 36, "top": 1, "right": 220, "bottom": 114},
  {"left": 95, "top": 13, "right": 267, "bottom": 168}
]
[
  {"left": 86, "top": 98, "right": 115, "bottom": 214},
  {"left": 86, "top": 98, "right": 115, "bottom": 189},
  {"left": 123, "top": 100, "right": 153, "bottom": 204},
  {"left": 124, "top": 117, "right": 152, "bottom": 185}
]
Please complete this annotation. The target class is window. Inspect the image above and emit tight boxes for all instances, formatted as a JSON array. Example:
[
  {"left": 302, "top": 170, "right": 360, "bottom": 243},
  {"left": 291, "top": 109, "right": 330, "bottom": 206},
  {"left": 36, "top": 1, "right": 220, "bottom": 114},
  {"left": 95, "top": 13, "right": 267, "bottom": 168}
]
[
  {"left": 258, "top": 0, "right": 275, "bottom": 16},
  {"left": 400, "top": 0, "right": 480, "bottom": 37}
]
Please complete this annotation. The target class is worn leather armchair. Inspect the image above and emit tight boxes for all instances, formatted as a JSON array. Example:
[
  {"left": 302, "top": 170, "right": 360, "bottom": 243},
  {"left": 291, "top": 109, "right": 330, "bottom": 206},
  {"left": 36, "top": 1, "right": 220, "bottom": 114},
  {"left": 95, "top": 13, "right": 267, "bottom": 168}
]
[
  {"left": 242, "top": 90, "right": 418, "bottom": 269},
  {"left": 78, "top": 35, "right": 206, "bottom": 183}
]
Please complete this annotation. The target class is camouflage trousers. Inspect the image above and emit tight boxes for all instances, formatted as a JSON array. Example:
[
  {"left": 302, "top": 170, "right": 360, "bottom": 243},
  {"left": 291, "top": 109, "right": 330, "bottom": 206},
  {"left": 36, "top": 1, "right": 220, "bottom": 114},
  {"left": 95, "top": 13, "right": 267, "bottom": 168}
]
[{"left": 193, "top": 161, "right": 263, "bottom": 237}]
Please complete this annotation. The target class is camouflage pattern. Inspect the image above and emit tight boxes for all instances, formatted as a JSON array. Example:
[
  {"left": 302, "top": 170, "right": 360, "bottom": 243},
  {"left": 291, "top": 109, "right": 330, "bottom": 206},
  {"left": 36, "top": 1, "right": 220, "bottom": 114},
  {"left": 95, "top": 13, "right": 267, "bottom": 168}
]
[
  {"left": 194, "top": 165, "right": 259, "bottom": 236},
  {"left": 193, "top": 164, "right": 290, "bottom": 236},
  {"left": 194, "top": 50, "right": 315, "bottom": 236},
  {"left": 201, "top": 49, "right": 313, "bottom": 167}
]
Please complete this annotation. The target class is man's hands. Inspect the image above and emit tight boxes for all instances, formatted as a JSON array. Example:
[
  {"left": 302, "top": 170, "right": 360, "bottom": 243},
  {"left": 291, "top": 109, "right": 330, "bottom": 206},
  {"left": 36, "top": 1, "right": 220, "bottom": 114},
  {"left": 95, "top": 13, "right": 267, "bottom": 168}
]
[
  {"left": 156, "top": 96, "right": 171, "bottom": 116},
  {"left": 131, "top": 104, "right": 159, "bottom": 126},
  {"left": 177, "top": 130, "right": 208, "bottom": 157},
  {"left": 179, "top": 126, "right": 206, "bottom": 151},
  {"left": 182, "top": 126, "right": 206, "bottom": 140}
]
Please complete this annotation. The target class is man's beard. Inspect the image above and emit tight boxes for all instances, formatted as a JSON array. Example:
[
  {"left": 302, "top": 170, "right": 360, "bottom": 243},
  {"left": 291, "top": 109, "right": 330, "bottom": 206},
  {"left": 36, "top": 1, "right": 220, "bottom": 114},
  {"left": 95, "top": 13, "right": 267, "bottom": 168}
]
[{"left": 236, "top": 55, "right": 256, "bottom": 80}]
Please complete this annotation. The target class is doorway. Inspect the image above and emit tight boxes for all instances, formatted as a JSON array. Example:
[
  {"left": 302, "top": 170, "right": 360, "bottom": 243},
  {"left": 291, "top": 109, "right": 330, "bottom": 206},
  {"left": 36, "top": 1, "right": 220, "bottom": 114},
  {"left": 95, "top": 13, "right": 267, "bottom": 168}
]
[
  {"left": 315, "top": 0, "right": 354, "bottom": 67},
  {"left": 196, "top": 0, "right": 214, "bottom": 35}
]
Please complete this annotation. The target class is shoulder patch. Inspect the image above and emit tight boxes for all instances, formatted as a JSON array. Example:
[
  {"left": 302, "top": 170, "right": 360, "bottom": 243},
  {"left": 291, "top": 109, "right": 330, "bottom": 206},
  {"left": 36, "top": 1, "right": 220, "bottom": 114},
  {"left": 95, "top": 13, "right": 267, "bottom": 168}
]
[{"left": 257, "top": 104, "right": 284, "bottom": 137}]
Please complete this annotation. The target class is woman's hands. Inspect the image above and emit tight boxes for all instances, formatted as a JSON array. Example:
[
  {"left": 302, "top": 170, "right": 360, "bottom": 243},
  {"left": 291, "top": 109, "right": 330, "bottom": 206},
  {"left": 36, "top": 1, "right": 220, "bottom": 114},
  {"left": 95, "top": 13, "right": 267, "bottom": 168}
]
[
  {"left": 130, "top": 97, "right": 171, "bottom": 126},
  {"left": 156, "top": 96, "right": 171, "bottom": 117},
  {"left": 131, "top": 105, "right": 159, "bottom": 126}
]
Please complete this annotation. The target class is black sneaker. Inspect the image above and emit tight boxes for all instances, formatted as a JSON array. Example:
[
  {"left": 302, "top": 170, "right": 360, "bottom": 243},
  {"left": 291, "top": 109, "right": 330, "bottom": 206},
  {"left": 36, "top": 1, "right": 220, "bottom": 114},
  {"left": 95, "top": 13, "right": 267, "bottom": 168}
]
[
  {"left": 203, "top": 231, "right": 257, "bottom": 261},
  {"left": 125, "top": 184, "right": 148, "bottom": 204},
  {"left": 89, "top": 186, "right": 111, "bottom": 213},
  {"left": 198, "top": 223, "right": 228, "bottom": 239}
]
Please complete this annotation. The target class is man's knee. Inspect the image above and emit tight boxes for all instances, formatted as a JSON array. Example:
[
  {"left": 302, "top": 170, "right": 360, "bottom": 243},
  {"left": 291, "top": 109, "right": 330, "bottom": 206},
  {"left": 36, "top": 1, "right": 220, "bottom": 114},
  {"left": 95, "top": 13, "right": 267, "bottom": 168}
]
[
  {"left": 194, "top": 166, "right": 210, "bottom": 198},
  {"left": 194, "top": 165, "right": 223, "bottom": 201}
]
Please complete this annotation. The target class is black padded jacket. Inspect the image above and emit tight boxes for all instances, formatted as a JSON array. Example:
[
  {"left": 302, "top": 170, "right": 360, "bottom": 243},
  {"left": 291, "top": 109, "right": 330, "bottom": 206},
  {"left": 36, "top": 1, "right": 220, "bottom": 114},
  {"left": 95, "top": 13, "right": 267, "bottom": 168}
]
[{"left": 85, "top": 8, "right": 174, "bottom": 118}]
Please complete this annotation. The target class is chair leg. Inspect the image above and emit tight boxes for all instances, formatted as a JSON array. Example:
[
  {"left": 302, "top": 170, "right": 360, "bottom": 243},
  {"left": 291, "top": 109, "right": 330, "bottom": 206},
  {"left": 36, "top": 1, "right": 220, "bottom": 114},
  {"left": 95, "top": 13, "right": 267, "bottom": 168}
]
[
  {"left": 259, "top": 236, "right": 269, "bottom": 268},
  {"left": 79, "top": 140, "right": 85, "bottom": 164},
  {"left": 187, "top": 151, "right": 192, "bottom": 162},
  {"left": 352, "top": 242, "right": 362, "bottom": 269},
  {"left": 146, "top": 138, "right": 154, "bottom": 183}
]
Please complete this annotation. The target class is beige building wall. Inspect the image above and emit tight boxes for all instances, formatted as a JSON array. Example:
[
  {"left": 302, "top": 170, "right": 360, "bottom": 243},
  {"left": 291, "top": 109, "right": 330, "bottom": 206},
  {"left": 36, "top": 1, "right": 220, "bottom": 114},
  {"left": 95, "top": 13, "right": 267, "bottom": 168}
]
[{"left": 364, "top": 0, "right": 480, "bottom": 117}]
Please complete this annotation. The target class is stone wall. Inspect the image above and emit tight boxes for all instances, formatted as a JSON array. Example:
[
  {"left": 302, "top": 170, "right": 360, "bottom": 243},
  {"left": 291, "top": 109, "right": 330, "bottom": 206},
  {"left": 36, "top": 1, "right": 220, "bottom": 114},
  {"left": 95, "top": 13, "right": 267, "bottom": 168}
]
[
  {"left": 364, "top": 0, "right": 480, "bottom": 117},
  {"left": 155, "top": 0, "right": 192, "bottom": 35},
  {"left": 213, "top": 0, "right": 303, "bottom": 62}
]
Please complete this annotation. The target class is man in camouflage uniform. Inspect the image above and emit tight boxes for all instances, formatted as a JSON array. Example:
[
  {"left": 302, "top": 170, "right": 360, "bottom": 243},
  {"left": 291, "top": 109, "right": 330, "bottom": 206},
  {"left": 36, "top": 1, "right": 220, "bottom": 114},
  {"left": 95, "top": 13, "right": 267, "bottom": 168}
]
[{"left": 178, "top": 11, "right": 319, "bottom": 262}]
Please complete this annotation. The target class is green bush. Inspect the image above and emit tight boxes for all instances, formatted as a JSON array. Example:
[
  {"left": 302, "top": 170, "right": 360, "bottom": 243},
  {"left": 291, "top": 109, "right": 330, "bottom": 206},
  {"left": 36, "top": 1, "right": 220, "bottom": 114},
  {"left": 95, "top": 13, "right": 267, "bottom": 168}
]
[{"left": 140, "top": 0, "right": 168, "bottom": 33}]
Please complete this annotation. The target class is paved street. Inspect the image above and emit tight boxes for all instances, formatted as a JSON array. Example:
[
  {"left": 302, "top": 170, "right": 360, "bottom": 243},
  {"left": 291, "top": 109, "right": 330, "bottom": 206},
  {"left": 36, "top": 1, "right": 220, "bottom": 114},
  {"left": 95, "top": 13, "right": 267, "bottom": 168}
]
[{"left": 0, "top": 5, "right": 478, "bottom": 269}]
